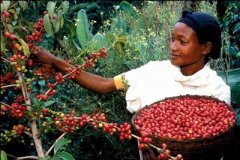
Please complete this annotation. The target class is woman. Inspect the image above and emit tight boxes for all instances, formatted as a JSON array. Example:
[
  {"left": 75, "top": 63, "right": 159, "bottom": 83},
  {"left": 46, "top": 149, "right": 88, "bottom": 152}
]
[{"left": 34, "top": 10, "right": 230, "bottom": 159}]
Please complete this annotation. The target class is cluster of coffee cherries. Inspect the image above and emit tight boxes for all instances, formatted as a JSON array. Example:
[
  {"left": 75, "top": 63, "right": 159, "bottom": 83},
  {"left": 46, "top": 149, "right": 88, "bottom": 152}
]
[
  {"left": 12, "top": 124, "right": 25, "bottom": 135},
  {"left": 118, "top": 122, "right": 132, "bottom": 140},
  {"left": 2, "top": 11, "right": 28, "bottom": 72},
  {"left": 4, "top": 31, "right": 16, "bottom": 41},
  {"left": 9, "top": 54, "right": 28, "bottom": 73},
  {"left": 65, "top": 67, "right": 82, "bottom": 80},
  {"left": 16, "top": 95, "right": 24, "bottom": 103},
  {"left": 88, "top": 113, "right": 132, "bottom": 141},
  {"left": 4, "top": 38, "right": 28, "bottom": 75},
  {"left": 33, "top": 48, "right": 108, "bottom": 102},
  {"left": 40, "top": 109, "right": 79, "bottom": 133},
  {"left": 156, "top": 143, "right": 183, "bottom": 160},
  {"left": 139, "top": 135, "right": 183, "bottom": 159},
  {"left": 2, "top": 9, "right": 46, "bottom": 76},
  {"left": 0, "top": 72, "right": 17, "bottom": 89},
  {"left": 0, "top": 128, "right": 23, "bottom": 144},
  {"left": 83, "top": 48, "right": 108, "bottom": 69},
  {"left": 38, "top": 108, "right": 183, "bottom": 159},
  {"left": 36, "top": 91, "right": 56, "bottom": 101},
  {"left": 55, "top": 111, "right": 80, "bottom": 133},
  {"left": 138, "top": 130, "right": 153, "bottom": 150},
  {"left": 137, "top": 131, "right": 183, "bottom": 160},
  {"left": 10, "top": 103, "right": 27, "bottom": 118},
  {"left": 55, "top": 73, "right": 64, "bottom": 84},
  {"left": 25, "top": 17, "right": 45, "bottom": 54},
  {"left": 4, "top": 30, "right": 28, "bottom": 73},
  {"left": 1, "top": 10, "right": 11, "bottom": 20},
  {"left": 0, "top": 124, "right": 29, "bottom": 145},
  {"left": 0, "top": 102, "right": 26, "bottom": 118},
  {"left": 0, "top": 104, "right": 8, "bottom": 116},
  {"left": 34, "top": 71, "right": 67, "bottom": 101},
  {"left": 91, "top": 113, "right": 107, "bottom": 129},
  {"left": 34, "top": 67, "right": 56, "bottom": 80}
]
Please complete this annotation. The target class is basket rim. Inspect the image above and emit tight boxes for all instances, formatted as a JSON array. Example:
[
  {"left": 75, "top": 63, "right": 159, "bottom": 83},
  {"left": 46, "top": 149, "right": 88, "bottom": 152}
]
[{"left": 131, "top": 95, "right": 236, "bottom": 142}]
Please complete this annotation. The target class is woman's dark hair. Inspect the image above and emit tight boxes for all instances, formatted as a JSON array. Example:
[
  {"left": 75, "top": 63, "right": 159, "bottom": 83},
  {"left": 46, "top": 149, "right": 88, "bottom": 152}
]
[{"left": 178, "top": 10, "right": 222, "bottom": 63}]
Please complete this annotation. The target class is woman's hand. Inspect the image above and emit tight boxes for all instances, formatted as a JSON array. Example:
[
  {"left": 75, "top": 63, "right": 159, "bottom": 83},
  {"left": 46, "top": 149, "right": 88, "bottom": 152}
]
[{"left": 31, "top": 47, "right": 57, "bottom": 67}]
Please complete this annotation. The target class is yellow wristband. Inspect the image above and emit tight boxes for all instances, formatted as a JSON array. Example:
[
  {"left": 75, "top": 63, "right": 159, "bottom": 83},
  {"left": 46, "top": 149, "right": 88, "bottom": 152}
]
[{"left": 114, "top": 74, "right": 125, "bottom": 90}]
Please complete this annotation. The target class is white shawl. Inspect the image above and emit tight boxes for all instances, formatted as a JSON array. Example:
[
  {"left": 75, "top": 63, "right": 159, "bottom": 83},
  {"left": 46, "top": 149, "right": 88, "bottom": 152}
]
[{"left": 124, "top": 60, "right": 231, "bottom": 113}]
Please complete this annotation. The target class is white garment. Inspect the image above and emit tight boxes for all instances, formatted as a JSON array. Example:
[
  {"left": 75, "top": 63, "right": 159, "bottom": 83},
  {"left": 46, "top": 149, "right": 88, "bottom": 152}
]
[{"left": 124, "top": 60, "right": 231, "bottom": 113}]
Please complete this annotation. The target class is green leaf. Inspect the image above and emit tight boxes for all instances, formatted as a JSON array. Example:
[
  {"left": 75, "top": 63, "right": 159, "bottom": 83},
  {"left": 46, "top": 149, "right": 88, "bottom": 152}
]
[
  {"left": 65, "top": 19, "right": 75, "bottom": 38},
  {"left": 111, "top": 18, "right": 128, "bottom": 33},
  {"left": 62, "top": 1, "right": 69, "bottom": 14},
  {"left": 1, "top": 33, "right": 6, "bottom": 54},
  {"left": 90, "top": 33, "right": 107, "bottom": 51},
  {"left": 233, "top": 23, "right": 240, "bottom": 34},
  {"left": 115, "top": 42, "right": 125, "bottom": 54},
  {"left": 45, "top": 117, "right": 53, "bottom": 123},
  {"left": 6, "top": 24, "right": 13, "bottom": 33},
  {"left": 44, "top": 100, "right": 55, "bottom": 107},
  {"left": 12, "top": 20, "right": 17, "bottom": 26},
  {"left": 237, "top": 51, "right": 240, "bottom": 58},
  {"left": 17, "top": 38, "right": 30, "bottom": 57},
  {"left": 50, "top": 158, "right": 61, "bottom": 160},
  {"left": 38, "top": 80, "right": 46, "bottom": 86},
  {"left": 72, "top": 39, "right": 81, "bottom": 50},
  {"left": 1, "top": 1, "right": 10, "bottom": 11},
  {"left": 54, "top": 138, "right": 71, "bottom": 154},
  {"left": 39, "top": 158, "right": 50, "bottom": 160},
  {"left": 1, "top": 150, "right": 7, "bottom": 160},
  {"left": 53, "top": 10, "right": 63, "bottom": 33},
  {"left": 47, "top": 1, "right": 56, "bottom": 18},
  {"left": 55, "top": 151, "right": 75, "bottom": 160},
  {"left": 119, "top": 1, "right": 140, "bottom": 19},
  {"left": 32, "top": 97, "right": 41, "bottom": 108},
  {"left": 76, "top": 9, "right": 93, "bottom": 49},
  {"left": 117, "top": 35, "right": 128, "bottom": 43},
  {"left": 18, "top": 1, "right": 28, "bottom": 10},
  {"left": 58, "top": 10, "right": 64, "bottom": 28},
  {"left": 43, "top": 14, "right": 54, "bottom": 37}
]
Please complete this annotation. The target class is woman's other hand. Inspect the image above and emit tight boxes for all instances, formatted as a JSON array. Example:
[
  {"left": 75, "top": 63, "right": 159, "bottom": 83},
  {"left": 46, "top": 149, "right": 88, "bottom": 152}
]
[{"left": 31, "top": 47, "right": 56, "bottom": 67}]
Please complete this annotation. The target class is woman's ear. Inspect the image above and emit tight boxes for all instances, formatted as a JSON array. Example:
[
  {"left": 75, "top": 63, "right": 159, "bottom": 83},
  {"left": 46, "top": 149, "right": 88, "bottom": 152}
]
[{"left": 202, "top": 42, "right": 213, "bottom": 55}]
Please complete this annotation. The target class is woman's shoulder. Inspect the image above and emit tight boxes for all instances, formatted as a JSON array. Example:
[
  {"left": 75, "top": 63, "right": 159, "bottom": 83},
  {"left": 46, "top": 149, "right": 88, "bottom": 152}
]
[
  {"left": 208, "top": 71, "right": 231, "bottom": 105},
  {"left": 124, "top": 60, "right": 171, "bottom": 78},
  {"left": 145, "top": 59, "right": 171, "bottom": 68},
  {"left": 208, "top": 68, "right": 230, "bottom": 90}
]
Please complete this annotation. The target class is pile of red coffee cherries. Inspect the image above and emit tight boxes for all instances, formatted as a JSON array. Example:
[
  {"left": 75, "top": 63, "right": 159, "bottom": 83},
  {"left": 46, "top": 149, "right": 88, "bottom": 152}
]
[{"left": 134, "top": 96, "right": 235, "bottom": 140}]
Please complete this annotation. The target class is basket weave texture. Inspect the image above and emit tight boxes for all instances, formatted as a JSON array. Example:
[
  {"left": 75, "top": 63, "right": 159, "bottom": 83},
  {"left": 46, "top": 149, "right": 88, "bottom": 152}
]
[{"left": 132, "top": 95, "right": 236, "bottom": 160}]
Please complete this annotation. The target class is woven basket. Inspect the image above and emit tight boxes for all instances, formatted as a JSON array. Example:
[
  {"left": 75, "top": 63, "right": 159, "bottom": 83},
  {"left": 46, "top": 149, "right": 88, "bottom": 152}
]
[{"left": 132, "top": 95, "right": 236, "bottom": 160}]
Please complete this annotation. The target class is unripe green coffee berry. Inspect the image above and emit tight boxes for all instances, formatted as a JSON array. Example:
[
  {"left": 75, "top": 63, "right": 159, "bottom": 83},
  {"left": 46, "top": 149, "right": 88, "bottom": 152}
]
[
  {"left": 11, "top": 62, "right": 17, "bottom": 65},
  {"left": 98, "top": 123, "right": 103, "bottom": 128}
]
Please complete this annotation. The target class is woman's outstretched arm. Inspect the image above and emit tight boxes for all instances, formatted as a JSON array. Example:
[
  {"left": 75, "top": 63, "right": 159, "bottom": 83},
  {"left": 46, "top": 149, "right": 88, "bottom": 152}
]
[{"left": 34, "top": 47, "right": 117, "bottom": 94}]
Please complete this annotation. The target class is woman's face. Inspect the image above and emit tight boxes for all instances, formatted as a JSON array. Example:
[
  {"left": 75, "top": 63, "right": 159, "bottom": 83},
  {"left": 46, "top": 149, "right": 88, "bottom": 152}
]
[{"left": 170, "top": 22, "right": 206, "bottom": 75}]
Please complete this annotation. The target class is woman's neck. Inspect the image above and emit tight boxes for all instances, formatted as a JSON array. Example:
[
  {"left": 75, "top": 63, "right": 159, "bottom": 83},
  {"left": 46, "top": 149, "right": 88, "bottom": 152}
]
[{"left": 180, "top": 61, "right": 205, "bottom": 76}]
